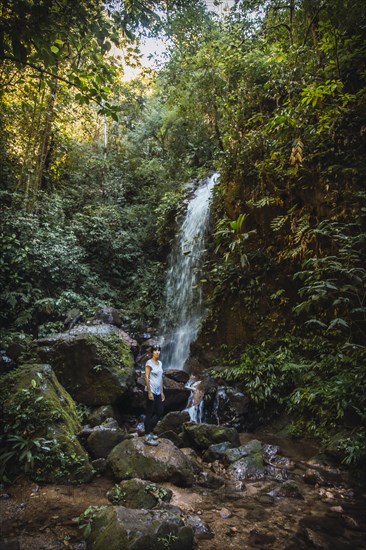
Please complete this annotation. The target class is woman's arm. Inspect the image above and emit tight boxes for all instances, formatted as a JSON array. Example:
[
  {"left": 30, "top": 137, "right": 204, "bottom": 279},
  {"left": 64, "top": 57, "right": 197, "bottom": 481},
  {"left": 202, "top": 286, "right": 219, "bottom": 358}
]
[
  {"left": 145, "top": 365, "right": 154, "bottom": 400},
  {"left": 160, "top": 373, "right": 165, "bottom": 402}
]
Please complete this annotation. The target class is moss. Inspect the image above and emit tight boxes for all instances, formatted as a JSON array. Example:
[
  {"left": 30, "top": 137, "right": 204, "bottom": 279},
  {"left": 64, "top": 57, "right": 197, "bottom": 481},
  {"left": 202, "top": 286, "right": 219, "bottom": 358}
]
[
  {"left": 50, "top": 332, "right": 135, "bottom": 406},
  {"left": 0, "top": 363, "right": 93, "bottom": 483}
]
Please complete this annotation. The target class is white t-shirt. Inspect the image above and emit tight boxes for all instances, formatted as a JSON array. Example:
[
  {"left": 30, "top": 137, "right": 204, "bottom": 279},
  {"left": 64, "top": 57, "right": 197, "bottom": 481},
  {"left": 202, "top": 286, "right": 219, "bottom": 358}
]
[{"left": 145, "top": 359, "right": 163, "bottom": 395}]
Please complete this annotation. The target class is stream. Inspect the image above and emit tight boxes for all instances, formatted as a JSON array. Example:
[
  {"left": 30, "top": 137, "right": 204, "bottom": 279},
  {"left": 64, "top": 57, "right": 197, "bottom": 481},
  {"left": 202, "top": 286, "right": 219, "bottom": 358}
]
[{"left": 1, "top": 431, "right": 365, "bottom": 550}]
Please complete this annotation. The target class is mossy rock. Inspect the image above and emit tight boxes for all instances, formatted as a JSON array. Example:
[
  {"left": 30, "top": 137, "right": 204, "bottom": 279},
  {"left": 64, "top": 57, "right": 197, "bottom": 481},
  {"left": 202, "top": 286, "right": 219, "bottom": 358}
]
[
  {"left": 107, "top": 437, "right": 199, "bottom": 487},
  {"left": 0, "top": 363, "right": 94, "bottom": 483},
  {"left": 182, "top": 422, "right": 240, "bottom": 451},
  {"left": 107, "top": 479, "right": 173, "bottom": 509},
  {"left": 86, "top": 505, "right": 194, "bottom": 550},
  {"left": 227, "top": 451, "right": 265, "bottom": 481},
  {"left": 38, "top": 329, "right": 136, "bottom": 406}
]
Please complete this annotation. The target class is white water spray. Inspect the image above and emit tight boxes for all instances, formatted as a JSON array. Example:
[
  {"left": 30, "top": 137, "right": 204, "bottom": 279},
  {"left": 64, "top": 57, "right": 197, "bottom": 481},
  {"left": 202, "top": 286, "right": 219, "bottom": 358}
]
[{"left": 160, "top": 173, "right": 218, "bottom": 371}]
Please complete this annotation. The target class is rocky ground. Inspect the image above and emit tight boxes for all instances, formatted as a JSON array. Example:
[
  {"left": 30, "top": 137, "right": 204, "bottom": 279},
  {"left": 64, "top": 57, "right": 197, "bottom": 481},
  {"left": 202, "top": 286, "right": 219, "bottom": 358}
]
[{"left": 1, "top": 433, "right": 366, "bottom": 550}]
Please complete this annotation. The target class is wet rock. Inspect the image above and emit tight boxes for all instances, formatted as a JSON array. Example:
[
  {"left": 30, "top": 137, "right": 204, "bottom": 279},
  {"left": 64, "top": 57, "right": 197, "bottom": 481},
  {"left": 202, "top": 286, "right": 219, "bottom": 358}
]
[
  {"left": 186, "top": 514, "right": 214, "bottom": 539},
  {"left": 0, "top": 364, "right": 93, "bottom": 483},
  {"left": 204, "top": 386, "right": 250, "bottom": 430},
  {"left": 267, "top": 480, "right": 304, "bottom": 499},
  {"left": 164, "top": 369, "right": 190, "bottom": 384},
  {"left": 107, "top": 479, "right": 172, "bottom": 509},
  {"left": 86, "top": 421, "right": 130, "bottom": 458},
  {"left": 223, "top": 440, "right": 262, "bottom": 466},
  {"left": 182, "top": 422, "right": 240, "bottom": 452},
  {"left": 87, "top": 405, "right": 116, "bottom": 427},
  {"left": 155, "top": 411, "right": 191, "bottom": 440},
  {"left": 202, "top": 441, "right": 234, "bottom": 463},
  {"left": 196, "top": 470, "right": 224, "bottom": 489},
  {"left": 107, "top": 437, "right": 200, "bottom": 487},
  {"left": 219, "top": 507, "right": 232, "bottom": 519},
  {"left": 36, "top": 327, "right": 136, "bottom": 406},
  {"left": 86, "top": 505, "right": 194, "bottom": 550},
  {"left": 227, "top": 441, "right": 265, "bottom": 481},
  {"left": 263, "top": 444, "right": 281, "bottom": 462}
]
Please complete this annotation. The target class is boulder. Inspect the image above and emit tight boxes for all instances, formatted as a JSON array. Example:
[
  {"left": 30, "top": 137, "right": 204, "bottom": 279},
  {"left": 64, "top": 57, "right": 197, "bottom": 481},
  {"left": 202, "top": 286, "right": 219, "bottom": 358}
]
[
  {"left": 87, "top": 405, "right": 116, "bottom": 427},
  {"left": 226, "top": 439, "right": 265, "bottom": 481},
  {"left": 36, "top": 325, "right": 136, "bottom": 406},
  {"left": 86, "top": 505, "right": 194, "bottom": 550},
  {"left": 107, "top": 437, "right": 200, "bottom": 487},
  {"left": 204, "top": 386, "right": 250, "bottom": 430},
  {"left": 86, "top": 420, "right": 130, "bottom": 458},
  {"left": 0, "top": 364, "right": 94, "bottom": 483},
  {"left": 107, "top": 479, "right": 173, "bottom": 509},
  {"left": 202, "top": 441, "right": 234, "bottom": 463},
  {"left": 223, "top": 440, "right": 262, "bottom": 466},
  {"left": 125, "top": 375, "right": 190, "bottom": 414},
  {"left": 182, "top": 422, "right": 240, "bottom": 452},
  {"left": 155, "top": 411, "right": 190, "bottom": 440},
  {"left": 164, "top": 370, "right": 190, "bottom": 384},
  {"left": 267, "top": 480, "right": 304, "bottom": 499}
]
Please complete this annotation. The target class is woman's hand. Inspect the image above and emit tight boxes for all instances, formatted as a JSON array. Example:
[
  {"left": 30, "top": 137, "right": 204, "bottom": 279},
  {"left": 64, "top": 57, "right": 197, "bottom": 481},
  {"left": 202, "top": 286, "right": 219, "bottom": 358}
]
[
  {"left": 161, "top": 392, "right": 165, "bottom": 402},
  {"left": 148, "top": 391, "right": 154, "bottom": 400}
]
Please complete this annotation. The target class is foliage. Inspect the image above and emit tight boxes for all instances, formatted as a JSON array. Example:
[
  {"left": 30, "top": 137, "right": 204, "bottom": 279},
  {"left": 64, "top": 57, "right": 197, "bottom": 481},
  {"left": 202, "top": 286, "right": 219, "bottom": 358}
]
[
  {"left": 294, "top": 219, "right": 366, "bottom": 343},
  {"left": 210, "top": 336, "right": 366, "bottom": 465},
  {"left": 76, "top": 505, "right": 106, "bottom": 539},
  {"left": 0, "top": 368, "right": 88, "bottom": 482},
  {"left": 109, "top": 483, "right": 127, "bottom": 505}
]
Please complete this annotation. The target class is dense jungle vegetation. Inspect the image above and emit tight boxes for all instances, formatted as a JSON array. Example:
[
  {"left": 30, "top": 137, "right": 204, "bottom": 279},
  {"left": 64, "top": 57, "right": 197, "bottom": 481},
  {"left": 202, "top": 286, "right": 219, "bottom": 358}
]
[{"left": 1, "top": 0, "right": 365, "bottom": 470}]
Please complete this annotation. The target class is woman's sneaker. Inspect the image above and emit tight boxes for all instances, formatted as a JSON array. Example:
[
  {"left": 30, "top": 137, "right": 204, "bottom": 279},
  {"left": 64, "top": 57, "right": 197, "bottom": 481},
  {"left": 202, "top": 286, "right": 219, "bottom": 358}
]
[
  {"left": 151, "top": 433, "right": 159, "bottom": 440},
  {"left": 144, "top": 433, "right": 158, "bottom": 446}
]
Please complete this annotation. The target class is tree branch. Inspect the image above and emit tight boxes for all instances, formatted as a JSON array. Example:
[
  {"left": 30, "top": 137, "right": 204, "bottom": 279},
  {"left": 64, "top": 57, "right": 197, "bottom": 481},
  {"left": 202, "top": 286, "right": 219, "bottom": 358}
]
[{"left": 0, "top": 55, "right": 105, "bottom": 109}]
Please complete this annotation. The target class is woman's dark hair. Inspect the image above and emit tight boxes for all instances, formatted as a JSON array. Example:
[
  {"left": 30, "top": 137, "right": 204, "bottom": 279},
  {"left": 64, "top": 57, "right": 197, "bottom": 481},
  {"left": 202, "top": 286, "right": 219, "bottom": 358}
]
[{"left": 151, "top": 344, "right": 161, "bottom": 352}]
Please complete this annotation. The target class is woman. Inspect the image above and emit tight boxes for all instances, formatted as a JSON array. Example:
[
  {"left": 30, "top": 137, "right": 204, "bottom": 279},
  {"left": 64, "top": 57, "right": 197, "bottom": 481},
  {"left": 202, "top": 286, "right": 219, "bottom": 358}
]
[{"left": 144, "top": 344, "right": 165, "bottom": 445}]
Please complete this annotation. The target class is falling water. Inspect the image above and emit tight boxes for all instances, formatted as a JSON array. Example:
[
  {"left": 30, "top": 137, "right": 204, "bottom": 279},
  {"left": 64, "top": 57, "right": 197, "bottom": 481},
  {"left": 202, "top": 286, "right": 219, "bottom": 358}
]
[{"left": 160, "top": 173, "right": 218, "bottom": 371}]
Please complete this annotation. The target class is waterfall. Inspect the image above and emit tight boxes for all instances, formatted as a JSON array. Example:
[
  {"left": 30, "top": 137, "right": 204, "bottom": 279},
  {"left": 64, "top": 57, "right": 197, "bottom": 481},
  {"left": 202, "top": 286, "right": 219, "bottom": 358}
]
[{"left": 160, "top": 173, "right": 218, "bottom": 371}]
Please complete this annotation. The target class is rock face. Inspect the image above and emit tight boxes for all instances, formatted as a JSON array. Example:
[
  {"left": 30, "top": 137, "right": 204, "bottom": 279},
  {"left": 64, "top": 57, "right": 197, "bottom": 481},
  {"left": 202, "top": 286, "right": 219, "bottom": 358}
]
[
  {"left": 107, "top": 437, "right": 200, "bottom": 487},
  {"left": 204, "top": 386, "right": 250, "bottom": 430},
  {"left": 86, "top": 505, "right": 194, "bottom": 550},
  {"left": 36, "top": 325, "right": 136, "bottom": 406},
  {"left": 0, "top": 363, "right": 93, "bottom": 483}
]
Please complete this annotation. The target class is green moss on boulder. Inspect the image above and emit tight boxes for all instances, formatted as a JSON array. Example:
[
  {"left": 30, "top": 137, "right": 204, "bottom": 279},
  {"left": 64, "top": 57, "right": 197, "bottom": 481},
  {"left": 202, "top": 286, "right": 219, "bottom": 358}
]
[
  {"left": 38, "top": 329, "right": 136, "bottom": 406},
  {"left": 0, "top": 363, "right": 94, "bottom": 483}
]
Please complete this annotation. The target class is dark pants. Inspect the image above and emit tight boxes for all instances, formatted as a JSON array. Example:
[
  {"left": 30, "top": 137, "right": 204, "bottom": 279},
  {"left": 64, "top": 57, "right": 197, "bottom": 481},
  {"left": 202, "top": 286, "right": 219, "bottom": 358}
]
[{"left": 144, "top": 393, "right": 164, "bottom": 435}]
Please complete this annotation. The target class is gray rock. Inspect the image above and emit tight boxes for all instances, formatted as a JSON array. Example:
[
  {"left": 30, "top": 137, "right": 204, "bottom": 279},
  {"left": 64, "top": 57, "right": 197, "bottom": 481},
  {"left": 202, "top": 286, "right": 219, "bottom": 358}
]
[
  {"left": 37, "top": 326, "right": 136, "bottom": 406},
  {"left": 202, "top": 441, "right": 234, "bottom": 463},
  {"left": 87, "top": 405, "right": 116, "bottom": 427},
  {"left": 87, "top": 424, "right": 129, "bottom": 458},
  {"left": 227, "top": 442, "right": 265, "bottom": 481},
  {"left": 155, "top": 411, "right": 191, "bottom": 435},
  {"left": 267, "top": 480, "right": 304, "bottom": 499},
  {"left": 107, "top": 479, "right": 172, "bottom": 509},
  {"left": 107, "top": 437, "right": 200, "bottom": 487},
  {"left": 183, "top": 422, "right": 240, "bottom": 451},
  {"left": 86, "top": 505, "right": 194, "bottom": 550},
  {"left": 204, "top": 386, "right": 250, "bottom": 429},
  {"left": 186, "top": 514, "right": 214, "bottom": 540}
]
